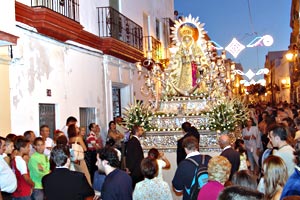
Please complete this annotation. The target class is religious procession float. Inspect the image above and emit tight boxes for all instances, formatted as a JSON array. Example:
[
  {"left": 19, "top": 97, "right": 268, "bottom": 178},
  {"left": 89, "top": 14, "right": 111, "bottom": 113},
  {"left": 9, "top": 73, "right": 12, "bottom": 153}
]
[{"left": 123, "top": 15, "right": 250, "bottom": 151}]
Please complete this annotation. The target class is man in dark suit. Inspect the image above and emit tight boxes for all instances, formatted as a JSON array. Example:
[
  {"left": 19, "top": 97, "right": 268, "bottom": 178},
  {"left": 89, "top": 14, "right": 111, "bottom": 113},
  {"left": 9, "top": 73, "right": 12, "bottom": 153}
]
[
  {"left": 177, "top": 122, "right": 201, "bottom": 165},
  {"left": 42, "top": 145, "right": 94, "bottom": 200},
  {"left": 219, "top": 134, "right": 240, "bottom": 180},
  {"left": 126, "top": 125, "right": 144, "bottom": 189}
]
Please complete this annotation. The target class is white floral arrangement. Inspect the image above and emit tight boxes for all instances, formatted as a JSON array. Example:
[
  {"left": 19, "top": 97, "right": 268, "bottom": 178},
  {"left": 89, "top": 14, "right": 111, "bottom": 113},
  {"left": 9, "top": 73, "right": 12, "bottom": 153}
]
[
  {"left": 208, "top": 97, "right": 249, "bottom": 132},
  {"left": 123, "top": 99, "right": 153, "bottom": 131}
]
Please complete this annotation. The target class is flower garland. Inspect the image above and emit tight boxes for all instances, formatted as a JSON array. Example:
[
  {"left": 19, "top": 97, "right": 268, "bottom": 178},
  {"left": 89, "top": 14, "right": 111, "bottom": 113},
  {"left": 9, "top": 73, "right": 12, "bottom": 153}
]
[
  {"left": 208, "top": 97, "right": 249, "bottom": 132},
  {"left": 123, "top": 99, "right": 153, "bottom": 131}
]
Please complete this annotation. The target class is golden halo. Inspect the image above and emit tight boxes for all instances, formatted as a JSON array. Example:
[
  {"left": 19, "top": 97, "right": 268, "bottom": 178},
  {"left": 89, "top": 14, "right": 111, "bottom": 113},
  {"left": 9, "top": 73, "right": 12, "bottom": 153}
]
[{"left": 171, "top": 14, "right": 206, "bottom": 47}]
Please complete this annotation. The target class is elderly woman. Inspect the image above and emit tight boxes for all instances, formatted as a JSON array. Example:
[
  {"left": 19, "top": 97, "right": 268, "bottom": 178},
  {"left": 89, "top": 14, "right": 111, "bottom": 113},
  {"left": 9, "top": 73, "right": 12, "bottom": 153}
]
[
  {"left": 133, "top": 157, "right": 172, "bottom": 200},
  {"left": 197, "top": 155, "right": 231, "bottom": 200}
]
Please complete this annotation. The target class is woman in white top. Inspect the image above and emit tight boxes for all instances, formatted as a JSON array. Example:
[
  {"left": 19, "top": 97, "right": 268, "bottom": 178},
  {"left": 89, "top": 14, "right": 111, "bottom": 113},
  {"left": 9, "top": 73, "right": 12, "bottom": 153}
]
[
  {"left": 234, "top": 139, "right": 248, "bottom": 171},
  {"left": 147, "top": 148, "right": 170, "bottom": 179},
  {"left": 242, "top": 117, "right": 262, "bottom": 174},
  {"left": 68, "top": 124, "right": 91, "bottom": 186}
]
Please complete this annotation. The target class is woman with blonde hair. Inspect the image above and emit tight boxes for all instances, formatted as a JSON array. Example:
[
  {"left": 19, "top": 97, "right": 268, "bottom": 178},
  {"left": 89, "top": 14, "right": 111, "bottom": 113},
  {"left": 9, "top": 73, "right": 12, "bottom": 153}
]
[
  {"left": 263, "top": 155, "right": 288, "bottom": 200},
  {"left": 197, "top": 155, "right": 231, "bottom": 200}
]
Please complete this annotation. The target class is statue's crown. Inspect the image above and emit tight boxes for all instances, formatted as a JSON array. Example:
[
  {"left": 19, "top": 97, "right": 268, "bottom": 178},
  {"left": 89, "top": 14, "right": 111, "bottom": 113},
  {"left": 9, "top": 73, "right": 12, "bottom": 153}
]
[{"left": 179, "top": 25, "right": 194, "bottom": 37}]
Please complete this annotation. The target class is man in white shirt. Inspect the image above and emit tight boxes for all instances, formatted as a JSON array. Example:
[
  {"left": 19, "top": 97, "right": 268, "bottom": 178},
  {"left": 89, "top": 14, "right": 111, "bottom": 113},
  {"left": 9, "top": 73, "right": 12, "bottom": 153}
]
[
  {"left": 61, "top": 116, "right": 78, "bottom": 139},
  {"left": 40, "top": 125, "right": 54, "bottom": 158},
  {"left": 115, "top": 116, "right": 128, "bottom": 136},
  {"left": 0, "top": 136, "right": 17, "bottom": 197},
  {"left": 268, "top": 123, "right": 296, "bottom": 177}
]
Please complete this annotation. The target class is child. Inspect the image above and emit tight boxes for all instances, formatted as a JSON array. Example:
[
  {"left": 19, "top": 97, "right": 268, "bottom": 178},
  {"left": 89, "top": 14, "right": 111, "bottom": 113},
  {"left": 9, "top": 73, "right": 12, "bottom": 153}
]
[
  {"left": 28, "top": 137, "right": 50, "bottom": 200},
  {"left": 12, "top": 136, "right": 35, "bottom": 199}
]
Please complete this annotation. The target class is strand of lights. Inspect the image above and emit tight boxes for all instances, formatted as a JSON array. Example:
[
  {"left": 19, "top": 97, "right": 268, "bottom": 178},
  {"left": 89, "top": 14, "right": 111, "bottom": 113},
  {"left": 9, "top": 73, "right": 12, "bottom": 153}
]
[{"left": 209, "top": 34, "right": 274, "bottom": 58}]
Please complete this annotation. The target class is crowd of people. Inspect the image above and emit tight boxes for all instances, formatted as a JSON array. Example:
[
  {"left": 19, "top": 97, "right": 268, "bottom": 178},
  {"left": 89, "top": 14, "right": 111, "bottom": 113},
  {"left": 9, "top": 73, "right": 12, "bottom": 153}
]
[
  {"left": 0, "top": 115, "right": 172, "bottom": 200},
  {"left": 1, "top": 101, "right": 300, "bottom": 200},
  {"left": 173, "top": 102, "right": 300, "bottom": 200}
]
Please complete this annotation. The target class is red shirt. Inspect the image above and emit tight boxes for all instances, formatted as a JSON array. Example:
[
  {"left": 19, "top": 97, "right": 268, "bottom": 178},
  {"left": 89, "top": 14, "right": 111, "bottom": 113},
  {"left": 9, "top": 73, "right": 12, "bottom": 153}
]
[
  {"left": 12, "top": 157, "right": 32, "bottom": 197},
  {"left": 86, "top": 132, "right": 102, "bottom": 151}
]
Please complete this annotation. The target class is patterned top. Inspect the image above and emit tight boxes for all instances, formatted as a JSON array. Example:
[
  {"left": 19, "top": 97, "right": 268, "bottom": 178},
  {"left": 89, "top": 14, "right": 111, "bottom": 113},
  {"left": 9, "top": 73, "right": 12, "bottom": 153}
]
[
  {"left": 133, "top": 177, "right": 172, "bottom": 200},
  {"left": 239, "top": 152, "right": 248, "bottom": 171}
]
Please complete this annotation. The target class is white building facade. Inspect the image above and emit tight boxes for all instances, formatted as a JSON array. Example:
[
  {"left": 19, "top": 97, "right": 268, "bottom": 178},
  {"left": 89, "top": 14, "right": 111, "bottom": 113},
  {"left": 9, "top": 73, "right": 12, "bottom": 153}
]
[{"left": 0, "top": 0, "right": 174, "bottom": 137}]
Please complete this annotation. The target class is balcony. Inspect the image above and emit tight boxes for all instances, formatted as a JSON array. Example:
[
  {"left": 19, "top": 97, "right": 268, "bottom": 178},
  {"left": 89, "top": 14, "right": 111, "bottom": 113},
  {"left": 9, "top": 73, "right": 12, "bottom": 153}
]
[
  {"left": 143, "top": 36, "right": 162, "bottom": 62},
  {"left": 16, "top": 3, "right": 144, "bottom": 63},
  {"left": 97, "top": 7, "right": 143, "bottom": 51},
  {"left": 16, "top": 1, "right": 83, "bottom": 42},
  {"left": 97, "top": 7, "right": 144, "bottom": 62},
  {"left": 31, "top": 0, "right": 80, "bottom": 22}
]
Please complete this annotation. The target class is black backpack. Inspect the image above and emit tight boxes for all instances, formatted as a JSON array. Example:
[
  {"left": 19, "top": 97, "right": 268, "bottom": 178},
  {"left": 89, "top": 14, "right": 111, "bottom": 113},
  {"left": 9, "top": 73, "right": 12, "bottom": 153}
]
[{"left": 185, "top": 155, "right": 209, "bottom": 200}]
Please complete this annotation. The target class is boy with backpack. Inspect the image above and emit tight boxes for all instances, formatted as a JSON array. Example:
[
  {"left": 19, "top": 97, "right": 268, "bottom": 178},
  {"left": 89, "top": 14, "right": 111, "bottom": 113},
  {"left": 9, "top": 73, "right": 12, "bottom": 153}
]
[{"left": 172, "top": 136, "right": 211, "bottom": 200}]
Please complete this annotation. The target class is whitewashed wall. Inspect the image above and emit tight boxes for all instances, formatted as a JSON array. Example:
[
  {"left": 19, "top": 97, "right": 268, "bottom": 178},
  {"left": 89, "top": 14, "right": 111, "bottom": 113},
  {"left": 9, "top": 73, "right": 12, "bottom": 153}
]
[
  {"left": 6, "top": 0, "right": 174, "bottom": 137},
  {"left": 79, "top": 0, "right": 100, "bottom": 35},
  {"left": 8, "top": 26, "right": 146, "bottom": 139},
  {"left": 9, "top": 27, "right": 102, "bottom": 135}
]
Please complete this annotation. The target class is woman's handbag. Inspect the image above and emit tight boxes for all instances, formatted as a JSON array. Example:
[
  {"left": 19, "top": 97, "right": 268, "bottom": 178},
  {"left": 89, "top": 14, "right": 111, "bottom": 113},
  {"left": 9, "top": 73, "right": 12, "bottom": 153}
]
[{"left": 71, "top": 137, "right": 85, "bottom": 161}]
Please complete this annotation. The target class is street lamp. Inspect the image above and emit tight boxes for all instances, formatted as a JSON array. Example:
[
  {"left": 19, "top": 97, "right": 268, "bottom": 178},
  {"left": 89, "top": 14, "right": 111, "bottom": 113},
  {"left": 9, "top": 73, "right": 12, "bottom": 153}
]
[
  {"left": 285, "top": 50, "right": 297, "bottom": 61},
  {"left": 285, "top": 44, "right": 299, "bottom": 103}
]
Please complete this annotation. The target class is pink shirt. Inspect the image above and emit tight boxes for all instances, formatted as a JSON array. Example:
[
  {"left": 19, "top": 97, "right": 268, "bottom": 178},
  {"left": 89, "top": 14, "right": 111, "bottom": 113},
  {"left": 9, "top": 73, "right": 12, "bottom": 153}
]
[{"left": 197, "top": 181, "right": 224, "bottom": 200}]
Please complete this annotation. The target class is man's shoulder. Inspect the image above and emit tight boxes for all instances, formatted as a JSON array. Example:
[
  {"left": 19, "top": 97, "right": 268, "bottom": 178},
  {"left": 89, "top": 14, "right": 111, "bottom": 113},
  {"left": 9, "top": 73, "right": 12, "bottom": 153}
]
[
  {"left": 113, "top": 169, "right": 130, "bottom": 178},
  {"left": 47, "top": 168, "right": 84, "bottom": 179},
  {"left": 275, "top": 145, "right": 295, "bottom": 155},
  {"left": 221, "top": 147, "right": 236, "bottom": 154},
  {"left": 180, "top": 154, "right": 204, "bottom": 165},
  {"left": 106, "top": 169, "right": 132, "bottom": 185},
  {"left": 45, "top": 137, "right": 54, "bottom": 146},
  {"left": 128, "top": 136, "right": 140, "bottom": 144},
  {"left": 220, "top": 147, "right": 240, "bottom": 158},
  {"left": 86, "top": 135, "right": 96, "bottom": 142},
  {"left": 29, "top": 152, "right": 45, "bottom": 161}
]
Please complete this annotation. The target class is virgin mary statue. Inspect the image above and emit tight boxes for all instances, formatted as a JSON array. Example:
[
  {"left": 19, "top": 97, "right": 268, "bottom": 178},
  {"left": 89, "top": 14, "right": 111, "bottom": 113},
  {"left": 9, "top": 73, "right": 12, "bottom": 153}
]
[{"left": 172, "top": 24, "right": 203, "bottom": 96}]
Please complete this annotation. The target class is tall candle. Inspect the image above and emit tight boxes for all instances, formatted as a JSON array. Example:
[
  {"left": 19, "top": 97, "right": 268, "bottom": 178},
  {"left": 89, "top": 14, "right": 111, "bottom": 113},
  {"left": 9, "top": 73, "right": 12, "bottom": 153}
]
[{"left": 147, "top": 15, "right": 152, "bottom": 52}]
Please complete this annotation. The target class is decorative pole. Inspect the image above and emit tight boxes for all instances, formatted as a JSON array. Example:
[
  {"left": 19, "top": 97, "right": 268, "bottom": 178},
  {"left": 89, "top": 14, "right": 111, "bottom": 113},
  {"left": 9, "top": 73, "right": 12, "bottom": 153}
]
[{"left": 147, "top": 15, "right": 152, "bottom": 59}]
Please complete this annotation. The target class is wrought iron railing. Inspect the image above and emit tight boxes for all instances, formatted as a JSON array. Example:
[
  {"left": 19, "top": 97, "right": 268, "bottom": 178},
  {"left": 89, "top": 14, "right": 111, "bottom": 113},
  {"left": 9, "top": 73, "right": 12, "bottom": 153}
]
[
  {"left": 31, "top": 0, "right": 80, "bottom": 22},
  {"left": 97, "top": 7, "right": 143, "bottom": 51},
  {"left": 143, "top": 36, "right": 162, "bottom": 62}
]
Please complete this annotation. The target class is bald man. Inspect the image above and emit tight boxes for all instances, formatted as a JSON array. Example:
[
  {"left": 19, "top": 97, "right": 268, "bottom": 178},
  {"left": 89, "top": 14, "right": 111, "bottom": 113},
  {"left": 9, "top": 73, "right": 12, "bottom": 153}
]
[{"left": 218, "top": 134, "right": 240, "bottom": 180}]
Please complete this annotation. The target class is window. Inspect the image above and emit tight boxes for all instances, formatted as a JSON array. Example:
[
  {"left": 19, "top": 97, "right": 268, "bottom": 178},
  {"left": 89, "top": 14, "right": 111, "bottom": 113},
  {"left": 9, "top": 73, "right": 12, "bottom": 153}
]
[
  {"left": 156, "top": 19, "right": 160, "bottom": 40},
  {"left": 79, "top": 107, "right": 96, "bottom": 134},
  {"left": 112, "top": 87, "right": 121, "bottom": 118},
  {"left": 39, "top": 104, "right": 56, "bottom": 138}
]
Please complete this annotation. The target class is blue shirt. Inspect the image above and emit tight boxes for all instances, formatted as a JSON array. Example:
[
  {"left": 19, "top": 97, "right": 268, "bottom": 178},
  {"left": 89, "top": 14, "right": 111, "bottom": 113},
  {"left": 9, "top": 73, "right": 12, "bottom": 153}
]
[
  {"left": 280, "top": 167, "right": 300, "bottom": 199},
  {"left": 101, "top": 169, "right": 133, "bottom": 200}
]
